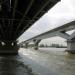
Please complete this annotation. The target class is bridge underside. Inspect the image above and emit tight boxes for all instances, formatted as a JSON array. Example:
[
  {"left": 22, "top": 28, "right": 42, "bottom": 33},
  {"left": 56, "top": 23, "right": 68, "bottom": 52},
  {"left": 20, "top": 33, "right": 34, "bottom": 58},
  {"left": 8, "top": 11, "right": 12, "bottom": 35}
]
[
  {"left": 0, "top": 41, "right": 19, "bottom": 55},
  {"left": 0, "top": 0, "right": 59, "bottom": 54}
]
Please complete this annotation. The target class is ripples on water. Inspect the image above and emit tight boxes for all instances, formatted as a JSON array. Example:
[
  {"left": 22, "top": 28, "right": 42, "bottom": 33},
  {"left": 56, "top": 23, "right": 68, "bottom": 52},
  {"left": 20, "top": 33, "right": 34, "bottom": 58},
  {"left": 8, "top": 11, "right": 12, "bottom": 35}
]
[
  {"left": 0, "top": 48, "right": 75, "bottom": 75},
  {"left": 19, "top": 48, "right": 75, "bottom": 75},
  {"left": 0, "top": 55, "right": 36, "bottom": 75}
]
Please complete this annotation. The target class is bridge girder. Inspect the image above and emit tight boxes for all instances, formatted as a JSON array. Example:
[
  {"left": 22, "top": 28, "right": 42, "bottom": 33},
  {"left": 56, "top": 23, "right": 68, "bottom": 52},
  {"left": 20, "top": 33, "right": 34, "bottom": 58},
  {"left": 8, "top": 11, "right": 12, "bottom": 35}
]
[
  {"left": 0, "top": 0, "right": 60, "bottom": 54},
  {"left": 0, "top": 0, "right": 59, "bottom": 42},
  {"left": 20, "top": 21, "right": 75, "bottom": 54},
  {"left": 21, "top": 21, "right": 75, "bottom": 44}
]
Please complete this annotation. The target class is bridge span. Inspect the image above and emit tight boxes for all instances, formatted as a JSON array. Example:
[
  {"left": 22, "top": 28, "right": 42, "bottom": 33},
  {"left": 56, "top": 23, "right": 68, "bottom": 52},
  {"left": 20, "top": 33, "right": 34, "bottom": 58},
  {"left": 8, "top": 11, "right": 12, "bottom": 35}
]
[
  {"left": 20, "top": 21, "right": 75, "bottom": 54},
  {"left": 0, "top": 0, "right": 59, "bottom": 54}
]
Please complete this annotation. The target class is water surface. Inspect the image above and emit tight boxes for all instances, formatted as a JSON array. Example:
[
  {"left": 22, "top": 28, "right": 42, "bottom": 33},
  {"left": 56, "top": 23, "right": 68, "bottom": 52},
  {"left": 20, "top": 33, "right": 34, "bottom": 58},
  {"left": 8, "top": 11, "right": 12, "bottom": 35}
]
[
  {"left": 0, "top": 54, "right": 36, "bottom": 75},
  {"left": 19, "top": 47, "right": 75, "bottom": 75},
  {"left": 0, "top": 48, "right": 75, "bottom": 75}
]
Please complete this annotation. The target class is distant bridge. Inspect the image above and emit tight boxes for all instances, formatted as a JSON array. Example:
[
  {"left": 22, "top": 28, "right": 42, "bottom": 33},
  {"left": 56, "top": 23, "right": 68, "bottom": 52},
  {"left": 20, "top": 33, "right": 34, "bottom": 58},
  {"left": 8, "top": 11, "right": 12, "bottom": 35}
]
[
  {"left": 20, "top": 21, "right": 75, "bottom": 54},
  {"left": 0, "top": 0, "right": 59, "bottom": 54}
]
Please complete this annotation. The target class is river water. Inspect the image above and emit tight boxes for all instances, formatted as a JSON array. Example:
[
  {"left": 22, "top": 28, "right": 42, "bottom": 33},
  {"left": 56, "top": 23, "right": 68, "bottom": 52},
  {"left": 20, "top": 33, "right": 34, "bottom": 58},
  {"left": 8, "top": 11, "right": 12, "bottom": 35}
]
[
  {"left": 19, "top": 48, "right": 75, "bottom": 75},
  {"left": 0, "top": 48, "right": 75, "bottom": 75}
]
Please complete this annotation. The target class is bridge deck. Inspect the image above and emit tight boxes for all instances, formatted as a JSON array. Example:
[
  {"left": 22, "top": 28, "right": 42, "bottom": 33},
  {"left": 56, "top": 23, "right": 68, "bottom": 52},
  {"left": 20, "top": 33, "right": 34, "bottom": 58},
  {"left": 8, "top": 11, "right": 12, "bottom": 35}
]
[
  {"left": 21, "top": 20, "right": 75, "bottom": 43},
  {"left": 0, "top": 0, "right": 59, "bottom": 43}
]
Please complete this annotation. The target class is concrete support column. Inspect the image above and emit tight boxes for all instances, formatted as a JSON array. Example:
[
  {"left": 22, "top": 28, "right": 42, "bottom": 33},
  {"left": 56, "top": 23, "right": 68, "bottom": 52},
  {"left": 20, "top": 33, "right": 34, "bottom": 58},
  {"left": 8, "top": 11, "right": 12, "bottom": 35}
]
[
  {"left": 66, "top": 40, "right": 75, "bottom": 54},
  {"left": 34, "top": 43, "right": 39, "bottom": 50},
  {"left": 0, "top": 42, "right": 2, "bottom": 49},
  {"left": 34, "top": 39, "right": 41, "bottom": 50},
  {"left": 25, "top": 42, "right": 29, "bottom": 48},
  {"left": 0, "top": 41, "right": 19, "bottom": 55}
]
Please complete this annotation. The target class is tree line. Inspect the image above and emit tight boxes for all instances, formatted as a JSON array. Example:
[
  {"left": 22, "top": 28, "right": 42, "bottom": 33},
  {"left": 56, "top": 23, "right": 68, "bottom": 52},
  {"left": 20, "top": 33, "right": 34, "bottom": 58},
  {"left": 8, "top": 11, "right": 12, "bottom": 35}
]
[{"left": 39, "top": 44, "right": 67, "bottom": 48}]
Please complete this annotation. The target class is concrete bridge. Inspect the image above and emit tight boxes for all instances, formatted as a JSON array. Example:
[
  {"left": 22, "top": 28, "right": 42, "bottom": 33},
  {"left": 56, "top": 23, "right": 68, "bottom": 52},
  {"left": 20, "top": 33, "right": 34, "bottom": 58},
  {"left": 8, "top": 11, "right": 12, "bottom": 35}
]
[
  {"left": 0, "top": 0, "right": 59, "bottom": 54},
  {"left": 20, "top": 21, "right": 75, "bottom": 54}
]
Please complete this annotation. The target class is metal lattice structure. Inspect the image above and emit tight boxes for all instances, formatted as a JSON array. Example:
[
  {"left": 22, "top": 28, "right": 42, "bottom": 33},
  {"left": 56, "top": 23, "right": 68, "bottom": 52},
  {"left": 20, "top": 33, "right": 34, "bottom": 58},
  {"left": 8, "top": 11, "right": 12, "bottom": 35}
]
[{"left": 0, "top": 0, "right": 60, "bottom": 43}]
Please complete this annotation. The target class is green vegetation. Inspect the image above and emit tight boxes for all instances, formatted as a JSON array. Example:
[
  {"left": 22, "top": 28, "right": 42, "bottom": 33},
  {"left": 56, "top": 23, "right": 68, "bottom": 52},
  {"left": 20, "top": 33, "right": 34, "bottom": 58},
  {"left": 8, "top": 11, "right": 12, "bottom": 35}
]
[{"left": 39, "top": 44, "right": 67, "bottom": 48}]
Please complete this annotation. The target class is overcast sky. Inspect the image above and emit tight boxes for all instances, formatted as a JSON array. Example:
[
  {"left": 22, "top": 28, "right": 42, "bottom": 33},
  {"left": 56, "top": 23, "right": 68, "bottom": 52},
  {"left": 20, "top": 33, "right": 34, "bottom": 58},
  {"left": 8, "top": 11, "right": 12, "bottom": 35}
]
[{"left": 18, "top": 0, "right": 75, "bottom": 45}]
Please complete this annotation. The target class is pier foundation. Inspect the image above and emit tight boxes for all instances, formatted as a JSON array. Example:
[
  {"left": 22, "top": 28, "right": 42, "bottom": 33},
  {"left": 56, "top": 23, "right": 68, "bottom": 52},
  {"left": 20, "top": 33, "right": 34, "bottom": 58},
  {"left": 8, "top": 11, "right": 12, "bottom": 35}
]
[
  {"left": 34, "top": 39, "right": 41, "bottom": 50},
  {"left": 0, "top": 41, "right": 19, "bottom": 55},
  {"left": 25, "top": 42, "right": 29, "bottom": 48},
  {"left": 66, "top": 40, "right": 75, "bottom": 54}
]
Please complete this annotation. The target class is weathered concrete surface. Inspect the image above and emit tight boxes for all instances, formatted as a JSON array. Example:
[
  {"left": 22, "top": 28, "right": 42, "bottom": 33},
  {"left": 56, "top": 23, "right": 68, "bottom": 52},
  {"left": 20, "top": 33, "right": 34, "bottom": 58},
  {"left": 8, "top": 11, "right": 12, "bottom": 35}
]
[
  {"left": 0, "top": 42, "right": 19, "bottom": 55},
  {"left": 33, "top": 39, "right": 41, "bottom": 50},
  {"left": 66, "top": 40, "right": 75, "bottom": 54}
]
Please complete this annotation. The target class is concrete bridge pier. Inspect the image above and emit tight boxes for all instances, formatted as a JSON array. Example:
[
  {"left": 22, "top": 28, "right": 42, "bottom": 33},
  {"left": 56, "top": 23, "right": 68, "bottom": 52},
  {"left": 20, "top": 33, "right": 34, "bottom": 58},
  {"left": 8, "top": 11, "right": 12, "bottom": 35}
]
[
  {"left": 25, "top": 42, "right": 29, "bottom": 48},
  {"left": 0, "top": 41, "right": 19, "bottom": 55},
  {"left": 33, "top": 39, "right": 41, "bottom": 50},
  {"left": 66, "top": 39, "right": 75, "bottom": 54}
]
